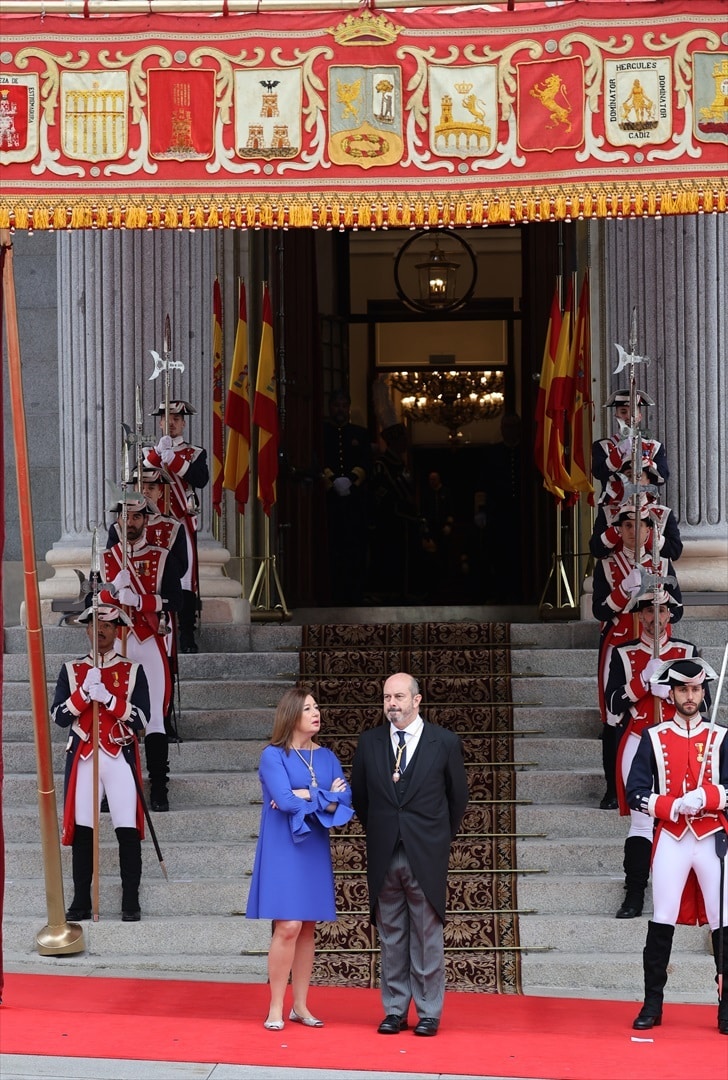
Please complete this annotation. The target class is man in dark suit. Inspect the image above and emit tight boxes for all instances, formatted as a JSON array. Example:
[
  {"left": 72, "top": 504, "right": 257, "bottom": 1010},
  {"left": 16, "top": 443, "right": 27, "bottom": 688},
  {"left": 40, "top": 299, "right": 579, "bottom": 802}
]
[{"left": 350, "top": 672, "right": 469, "bottom": 1037}]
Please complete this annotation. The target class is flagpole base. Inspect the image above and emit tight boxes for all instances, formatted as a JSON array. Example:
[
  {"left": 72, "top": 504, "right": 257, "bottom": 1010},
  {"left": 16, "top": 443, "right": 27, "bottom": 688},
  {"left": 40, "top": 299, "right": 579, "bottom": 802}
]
[{"left": 36, "top": 921, "right": 86, "bottom": 955}]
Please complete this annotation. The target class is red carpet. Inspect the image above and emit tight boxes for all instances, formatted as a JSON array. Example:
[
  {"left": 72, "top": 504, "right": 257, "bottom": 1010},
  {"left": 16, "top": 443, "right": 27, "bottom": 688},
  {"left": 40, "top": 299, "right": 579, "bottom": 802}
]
[{"left": 0, "top": 974, "right": 726, "bottom": 1080}]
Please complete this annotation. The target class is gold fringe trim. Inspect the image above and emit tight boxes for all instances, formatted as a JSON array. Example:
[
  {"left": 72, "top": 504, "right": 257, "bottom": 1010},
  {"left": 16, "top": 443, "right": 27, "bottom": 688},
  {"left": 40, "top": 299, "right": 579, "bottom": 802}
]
[{"left": 1, "top": 182, "right": 725, "bottom": 230}]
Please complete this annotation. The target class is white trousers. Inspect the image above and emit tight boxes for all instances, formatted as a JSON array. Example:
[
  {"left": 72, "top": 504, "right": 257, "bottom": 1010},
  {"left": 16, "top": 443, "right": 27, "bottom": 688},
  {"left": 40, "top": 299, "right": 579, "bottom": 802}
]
[
  {"left": 124, "top": 634, "right": 168, "bottom": 735},
  {"left": 75, "top": 751, "right": 137, "bottom": 830},
  {"left": 652, "top": 828, "right": 728, "bottom": 930}
]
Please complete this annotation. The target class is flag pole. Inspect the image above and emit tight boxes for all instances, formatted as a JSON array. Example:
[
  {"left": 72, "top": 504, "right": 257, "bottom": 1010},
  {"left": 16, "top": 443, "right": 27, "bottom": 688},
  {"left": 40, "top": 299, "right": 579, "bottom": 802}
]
[{"left": 0, "top": 229, "right": 85, "bottom": 955}]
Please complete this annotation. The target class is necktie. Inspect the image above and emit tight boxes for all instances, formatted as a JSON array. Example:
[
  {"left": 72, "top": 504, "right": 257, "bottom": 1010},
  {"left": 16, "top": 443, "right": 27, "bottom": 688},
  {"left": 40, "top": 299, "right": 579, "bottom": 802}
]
[{"left": 397, "top": 730, "right": 407, "bottom": 772}]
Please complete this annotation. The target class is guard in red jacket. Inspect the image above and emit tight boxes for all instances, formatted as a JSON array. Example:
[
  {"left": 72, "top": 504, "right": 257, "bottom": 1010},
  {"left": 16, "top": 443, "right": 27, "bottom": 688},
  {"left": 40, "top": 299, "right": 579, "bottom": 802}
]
[
  {"left": 102, "top": 494, "right": 183, "bottom": 812},
  {"left": 606, "top": 592, "right": 702, "bottom": 918},
  {"left": 627, "top": 657, "right": 727, "bottom": 1035},
  {"left": 592, "top": 501, "right": 682, "bottom": 809},
  {"left": 146, "top": 400, "right": 208, "bottom": 653},
  {"left": 52, "top": 603, "right": 150, "bottom": 921}
]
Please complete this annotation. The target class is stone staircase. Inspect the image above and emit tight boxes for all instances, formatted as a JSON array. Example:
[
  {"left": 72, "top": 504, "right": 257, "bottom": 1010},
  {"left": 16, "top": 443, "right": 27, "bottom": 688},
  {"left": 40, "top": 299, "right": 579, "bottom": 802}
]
[{"left": 2, "top": 614, "right": 725, "bottom": 1000}]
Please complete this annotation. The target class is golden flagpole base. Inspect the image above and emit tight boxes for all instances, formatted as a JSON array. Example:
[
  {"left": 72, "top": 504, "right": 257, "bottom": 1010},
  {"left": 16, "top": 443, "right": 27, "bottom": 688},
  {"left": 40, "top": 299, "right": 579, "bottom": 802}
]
[{"left": 36, "top": 922, "right": 86, "bottom": 955}]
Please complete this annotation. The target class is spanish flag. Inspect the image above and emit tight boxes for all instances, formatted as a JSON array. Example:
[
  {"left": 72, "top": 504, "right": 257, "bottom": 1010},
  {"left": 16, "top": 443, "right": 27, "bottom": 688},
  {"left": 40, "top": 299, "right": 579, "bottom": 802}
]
[
  {"left": 546, "top": 281, "right": 575, "bottom": 497},
  {"left": 534, "top": 286, "right": 565, "bottom": 500},
  {"left": 223, "top": 280, "right": 251, "bottom": 514},
  {"left": 252, "top": 284, "right": 279, "bottom": 517},
  {"left": 211, "top": 278, "right": 224, "bottom": 516},
  {"left": 567, "top": 273, "right": 595, "bottom": 502}
]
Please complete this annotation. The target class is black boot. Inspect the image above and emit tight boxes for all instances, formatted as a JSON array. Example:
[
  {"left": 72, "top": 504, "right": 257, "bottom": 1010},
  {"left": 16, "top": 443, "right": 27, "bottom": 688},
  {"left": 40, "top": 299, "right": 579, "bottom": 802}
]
[
  {"left": 711, "top": 928, "right": 728, "bottom": 1035},
  {"left": 633, "top": 920, "right": 675, "bottom": 1029},
  {"left": 145, "top": 732, "right": 170, "bottom": 812},
  {"left": 116, "top": 826, "right": 142, "bottom": 922},
  {"left": 66, "top": 824, "right": 93, "bottom": 920},
  {"left": 616, "top": 836, "right": 652, "bottom": 919},
  {"left": 179, "top": 589, "right": 200, "bottom": 653}
]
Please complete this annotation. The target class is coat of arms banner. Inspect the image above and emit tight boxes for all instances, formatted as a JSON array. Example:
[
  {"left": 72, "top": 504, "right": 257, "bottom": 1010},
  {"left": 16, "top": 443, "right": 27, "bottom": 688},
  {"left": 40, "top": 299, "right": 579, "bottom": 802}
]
[{"left": 1, "top": 1, "right": 726, "bottom": 229}]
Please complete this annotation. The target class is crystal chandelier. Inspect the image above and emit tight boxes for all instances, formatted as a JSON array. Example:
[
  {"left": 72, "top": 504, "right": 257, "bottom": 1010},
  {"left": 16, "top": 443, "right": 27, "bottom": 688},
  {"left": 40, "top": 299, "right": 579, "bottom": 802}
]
[{"left": 387, "top": 369, "right": 505, "bottom": 438}]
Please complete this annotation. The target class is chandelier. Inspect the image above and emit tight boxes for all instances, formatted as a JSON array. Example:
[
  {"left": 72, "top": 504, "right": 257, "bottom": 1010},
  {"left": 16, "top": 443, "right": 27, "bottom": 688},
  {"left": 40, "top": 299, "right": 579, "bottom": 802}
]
[{"left": 388, "top": 369, "right": 505, "bottom": 438}]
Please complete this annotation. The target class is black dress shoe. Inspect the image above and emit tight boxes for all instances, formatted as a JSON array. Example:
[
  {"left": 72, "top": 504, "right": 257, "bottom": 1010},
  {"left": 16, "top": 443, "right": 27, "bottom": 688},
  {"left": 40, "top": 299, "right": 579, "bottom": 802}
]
[
  {"left": 632, "top": 1007, "right": 661, "bottom": 1029},
  {"left": 151, "top": 796, "right": 169, "bottom": 812},
  {"left": 121, "top": 909, "right": 141, "bottom": 922},
  {"left": 377, "top": 1015, "right": 408, "bottom": 1034},
  {"left": 414, "top": 1017, "right": 440, "bottom": 1037},
  {"left": 66, "top": 907, "right": 91, "bottom": 921},
  {"left": 615, "top": 899, "right": 643, "bottom": 919},
  {"left": 599, "top": 792, "right": 619, "bottom": 810}
]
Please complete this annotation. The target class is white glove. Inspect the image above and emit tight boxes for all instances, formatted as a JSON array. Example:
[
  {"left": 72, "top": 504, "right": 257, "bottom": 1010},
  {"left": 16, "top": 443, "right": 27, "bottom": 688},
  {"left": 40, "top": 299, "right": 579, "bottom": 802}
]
[
  {"left": 81, "top": 667, "right": 102, "bottom": 695},
  {"left": 679, "top": 788, "right": 706, "bottom": 815},
  {"left": 617, "top": 436, "right": 633, "bottom": 457},
  {"left": 156, "top": 435, "right": 173, "bottom": 453},
  {"left": 87, "top": 682, "right": 112, "bottom": 706},
  {"left": 117, "top": 586, "right": 141, "bottom": 610},
  {"left": 651, "top": 683, "right": 671, "bottom": 700},
  {"left": 161, "top": 448, "right": 176, "bottom": 465},
  {"left": 333, "top": 476, "right": 352, "bottom": 497},
  {"left": 622, "top": 567, "right": 642, "bottom": 595},
  {"left": 642, "top": 657, "right": 663, "bottom": 686},
  {"left": 111, "top": 568, "right": 131, "bottom": 591}
]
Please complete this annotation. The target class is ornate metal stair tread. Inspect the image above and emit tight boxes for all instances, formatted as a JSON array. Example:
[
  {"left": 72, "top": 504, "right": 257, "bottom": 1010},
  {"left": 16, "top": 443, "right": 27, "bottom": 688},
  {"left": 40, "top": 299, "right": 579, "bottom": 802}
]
[{"left": 292, "top": 641, "right": 534, "bottom": 651}]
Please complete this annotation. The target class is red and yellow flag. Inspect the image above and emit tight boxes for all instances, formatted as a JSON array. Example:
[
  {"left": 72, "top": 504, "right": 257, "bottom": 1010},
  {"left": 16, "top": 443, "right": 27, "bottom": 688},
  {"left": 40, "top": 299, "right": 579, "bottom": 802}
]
[
  {"left": 252, "top": 285, "right": 279, "bottom": 517},
  {"left": 211, "top": 277, "right": 224, "bottom": 516},
  {"left": 545, "top": 282, "right": 574, "bottom": 498},
  {"left": 223, "top": 280, "right": 251, "bottom": 514},
  {"left": 567, "top": 273, "right": 595, "bottom": 502},
  {"left": 534, "top": 286, "right": 564, "bottom": 500}
]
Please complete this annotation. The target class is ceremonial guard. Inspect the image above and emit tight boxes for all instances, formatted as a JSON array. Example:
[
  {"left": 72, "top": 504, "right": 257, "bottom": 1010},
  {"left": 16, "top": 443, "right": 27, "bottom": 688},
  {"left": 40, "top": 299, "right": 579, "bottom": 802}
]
[
  {"left": 591, "top": 388, "right": 669, "bottom": 492},
  {"left": 102, "top": 494, "right": 183, "bottom": 812},
  {"left": 52, "top": 602, "right": 150, "bottom": 922},
  {"left": 322, "top": 388, "right": 372, "bottom": 605},
  {"left": 605, "top": 591, "right": 702, "bottom": 918},
  {"left": 146, "top": 400, "right": 208, "bottom": 653},
  {"left": 589, "top": 456, "right": 682, "bottom": 563},
  {"left": 627, "top": 657, "right": 728, "bottom": 1035},
  {"left": 592, "top": 501, "right": 682, "bottom": 809},
  {"left": 108, "top": 461, "right": 188, "bottom": 577}
]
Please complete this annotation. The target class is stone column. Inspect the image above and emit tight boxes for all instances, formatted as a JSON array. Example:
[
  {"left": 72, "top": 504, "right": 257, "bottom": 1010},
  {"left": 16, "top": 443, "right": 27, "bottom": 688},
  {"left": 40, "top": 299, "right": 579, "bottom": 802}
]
[
  {"left": 39, "top": 230, "right": 246, "bottom": 625},
  {"left": 593, "top": 213, "right": 727, "bottom": 596}
]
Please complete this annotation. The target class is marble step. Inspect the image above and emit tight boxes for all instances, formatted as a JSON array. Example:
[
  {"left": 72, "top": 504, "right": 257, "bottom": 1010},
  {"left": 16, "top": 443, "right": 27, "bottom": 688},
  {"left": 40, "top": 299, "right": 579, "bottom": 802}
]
[
  {"left": 2, "top": 678, "right": 293, "bottom": 711},
  {"left": 520, "top": 951, "right": 716, "bottom": 1000},
  {"left": 2, "top": 877, "right": 251, "bottom": 918},
  {"left": 4, "top": 839, "right": 258, "bottom": 879},
  {"left": 519, "top": 914, "right": 715, "bottom": 955},
  {"left": 1, "top": 650, "right": 299, "bottom": 682},
  {"left": 1, "top": 738, "right": 268, "bottom": 775},
  {"left": 514, "top": 706, "right": 600, "bottom": 738},
  {"left": 1, "top": 708, "right": 278, "bottom": 743},
  {"left": 3, "top": 805, "right": 264, "bottom": 844},
  {"left": 517, "top": 769, "right": 605, "bottom": 806},
  {"left": 1, "top": 913, "right": 272, "bottom": 959},
  {"left": 1, "top": 772, "right": 262, "bottom": 808},
  {"left": 516, "top": 737, "right": 601, "bottom": 769},
  {"left": 516, "top": 804, "right": 627, "bottom": 839},
  {"left": 518, "top": 836, "right": 625, "bottom": 874}
]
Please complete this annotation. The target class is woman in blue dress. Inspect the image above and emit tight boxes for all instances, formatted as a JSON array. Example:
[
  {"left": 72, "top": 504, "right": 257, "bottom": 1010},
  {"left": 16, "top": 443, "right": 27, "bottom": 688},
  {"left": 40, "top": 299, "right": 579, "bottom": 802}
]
[{"left": 246, "top": 687, "right": 354, "bottom": 1030}]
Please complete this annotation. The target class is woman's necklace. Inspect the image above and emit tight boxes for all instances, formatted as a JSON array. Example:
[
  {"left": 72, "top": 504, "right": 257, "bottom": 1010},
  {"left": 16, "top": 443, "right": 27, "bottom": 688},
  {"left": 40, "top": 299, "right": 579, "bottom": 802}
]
[{"left": 291, "top": 745, "right": 318, "bottom": 787}]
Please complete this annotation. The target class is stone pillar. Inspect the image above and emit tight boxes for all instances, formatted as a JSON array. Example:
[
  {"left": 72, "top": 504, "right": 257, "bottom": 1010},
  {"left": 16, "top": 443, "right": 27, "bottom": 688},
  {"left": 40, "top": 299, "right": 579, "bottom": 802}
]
[
  {"left": 592, "top": 213, "right": 727, "bottom": 597},
  {"left": 38, "top": 230, "right": 246, "bottom": 625}
]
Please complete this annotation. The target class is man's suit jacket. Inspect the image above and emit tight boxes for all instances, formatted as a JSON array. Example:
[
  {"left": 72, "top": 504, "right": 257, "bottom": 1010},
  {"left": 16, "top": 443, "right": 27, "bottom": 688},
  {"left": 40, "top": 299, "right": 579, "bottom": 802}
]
[{"left": 350, "top": 719, "right": 469, "bottom": 924}]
